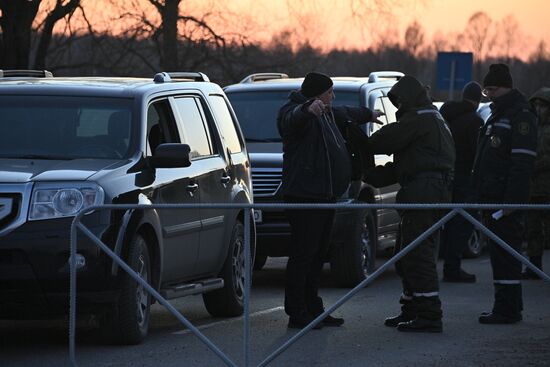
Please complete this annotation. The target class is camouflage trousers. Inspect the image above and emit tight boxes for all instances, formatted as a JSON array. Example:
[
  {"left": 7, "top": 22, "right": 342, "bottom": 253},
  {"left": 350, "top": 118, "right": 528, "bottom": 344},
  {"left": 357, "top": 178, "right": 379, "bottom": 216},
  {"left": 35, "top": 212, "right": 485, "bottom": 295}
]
[{"left": 526, "top": 196, "right": 550, "bottom": 256}]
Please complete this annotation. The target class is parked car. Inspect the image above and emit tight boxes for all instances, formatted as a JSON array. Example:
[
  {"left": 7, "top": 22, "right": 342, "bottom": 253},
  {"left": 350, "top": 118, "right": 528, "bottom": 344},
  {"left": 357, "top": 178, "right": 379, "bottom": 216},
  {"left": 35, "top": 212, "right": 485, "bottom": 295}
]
[
  {"left": 225, "top": 72, "right": 402, "bottom": 286},
  {"left": 0, "top": 70, "right": 254, "bottom": 344}
]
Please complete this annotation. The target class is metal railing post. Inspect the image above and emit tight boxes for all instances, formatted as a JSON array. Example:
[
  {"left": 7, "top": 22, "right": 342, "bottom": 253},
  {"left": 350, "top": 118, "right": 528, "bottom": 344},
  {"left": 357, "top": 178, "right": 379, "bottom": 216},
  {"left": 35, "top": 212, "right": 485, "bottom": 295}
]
[
  {"left": 244, "top": 208, "right": 252, "bottom": 367},
  {"left": 257, "top": 208, "right": 458, "bottom": 367},
  {"left": 457, "top": 208, "right": 550, "bottom": 283}
]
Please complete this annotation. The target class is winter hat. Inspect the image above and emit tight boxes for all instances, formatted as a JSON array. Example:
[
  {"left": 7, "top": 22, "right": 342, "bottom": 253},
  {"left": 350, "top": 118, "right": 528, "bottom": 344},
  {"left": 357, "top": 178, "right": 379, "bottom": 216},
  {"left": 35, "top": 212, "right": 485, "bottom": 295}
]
[
  {"left": 483, "top": 63, "right": 513, "bottom": 88},
  {"left": 529, "top": 87, "right": 550, "bottom": 106},
  {"left": 301, "top": 72, "right": 333, "bottom": 98},
  {"left": 462, "top": 81, "right": 482, "bottom": 103}
]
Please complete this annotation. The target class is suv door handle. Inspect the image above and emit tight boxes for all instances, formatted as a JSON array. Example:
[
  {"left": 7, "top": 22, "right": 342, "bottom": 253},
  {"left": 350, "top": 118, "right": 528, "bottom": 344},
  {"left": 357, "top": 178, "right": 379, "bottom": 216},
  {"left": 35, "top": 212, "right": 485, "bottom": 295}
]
[
  {"left": 186, "top": 183, "right": 199, "bottom": 192},
  {"left": 221, "top": 174, "right": 231, "bottom": 184}
]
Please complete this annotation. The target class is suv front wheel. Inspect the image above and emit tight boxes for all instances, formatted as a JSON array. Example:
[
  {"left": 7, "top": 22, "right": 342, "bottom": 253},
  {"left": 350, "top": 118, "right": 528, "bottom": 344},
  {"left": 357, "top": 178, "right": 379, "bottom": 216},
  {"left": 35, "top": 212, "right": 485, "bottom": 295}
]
[
  {"left": 330, "top": 209, "right": 377, "bottom": 287},
  {"left": 100, "top": 233, "right": 152, "bottom": 345},
  {"left": 203, "top": 220, "right": 251, "bottom": 317}
]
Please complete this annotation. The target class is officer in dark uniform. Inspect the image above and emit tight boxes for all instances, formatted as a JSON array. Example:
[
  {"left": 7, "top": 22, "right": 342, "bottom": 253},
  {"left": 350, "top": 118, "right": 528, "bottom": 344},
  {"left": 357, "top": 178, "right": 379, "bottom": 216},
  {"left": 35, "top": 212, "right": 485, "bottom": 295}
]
[
  {"left": 472, "top": 64, "right": 538, "bottom": 324},
  {"left": 365, "top": 75, "right": 455, "bottom": 333}
]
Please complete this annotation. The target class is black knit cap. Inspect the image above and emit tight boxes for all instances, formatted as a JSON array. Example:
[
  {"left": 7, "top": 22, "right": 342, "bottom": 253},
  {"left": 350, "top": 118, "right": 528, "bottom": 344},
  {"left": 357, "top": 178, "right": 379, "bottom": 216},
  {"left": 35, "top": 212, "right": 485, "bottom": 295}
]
[
  {"left": 483, "top": 63, "right": 513, "bottom": 88},
  {"left": 462, "top": 81, "right": 482, "bottom": 103},
  {"left": 301, "top": 72, "right": 333, "bottom": 98}
]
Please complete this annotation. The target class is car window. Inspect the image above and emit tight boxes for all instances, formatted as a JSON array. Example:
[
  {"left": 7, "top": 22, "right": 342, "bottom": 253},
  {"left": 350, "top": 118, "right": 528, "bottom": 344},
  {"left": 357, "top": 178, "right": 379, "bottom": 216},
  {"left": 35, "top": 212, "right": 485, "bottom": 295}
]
[
  {"left": 173, "top": 97, "right": 213, "bottom": 159},
  {"left": 0, "top": 96, "right": 132, "bottom": 160},
  {"left": 208, "top": 95, "right": 243, "bottom": 153},
  {"left": 381, "top": 96, "right": 397, "bottom": 124},
  {"left": 227, "top": 90, "right": 361, "bottom": 142},
  {"left": 147, "top": 99, "right": 180, "bottom": 156}
]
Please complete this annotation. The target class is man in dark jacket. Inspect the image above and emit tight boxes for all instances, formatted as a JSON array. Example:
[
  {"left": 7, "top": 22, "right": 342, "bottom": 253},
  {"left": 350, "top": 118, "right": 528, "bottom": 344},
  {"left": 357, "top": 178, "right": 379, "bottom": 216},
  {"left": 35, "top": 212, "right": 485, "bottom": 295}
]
[
  {"left": 472, "top": 63, "right": 537, "bottom": 324},
  {"left": 365, "top": 75, "right": 455, "bottom": 333},
  {"left": 277, "top": 72, "right": 382, "bottom": 329},
  {"left": 523, "top": 87, "right": 550, "bottom": 279},
  {"left": 440, "top": 81, "right": 484, "bottom": 283}
]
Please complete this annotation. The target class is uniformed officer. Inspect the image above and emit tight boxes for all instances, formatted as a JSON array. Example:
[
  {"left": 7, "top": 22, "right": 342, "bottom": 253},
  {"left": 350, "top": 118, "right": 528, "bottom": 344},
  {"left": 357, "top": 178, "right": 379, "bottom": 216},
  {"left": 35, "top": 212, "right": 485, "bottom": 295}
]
[
  {"left": 365, "top": 75, "right": 455, "bottom": 333},
  {"left": 472, "top": 64, "right": 538, "bottom": 324},
  {"left": 522, "top": 87, "right": 550, "bottom": 279}
]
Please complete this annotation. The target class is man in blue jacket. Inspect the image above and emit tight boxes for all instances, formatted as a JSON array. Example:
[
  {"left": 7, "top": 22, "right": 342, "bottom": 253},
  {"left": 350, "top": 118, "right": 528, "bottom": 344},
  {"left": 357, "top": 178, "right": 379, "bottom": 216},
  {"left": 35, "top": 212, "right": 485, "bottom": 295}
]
[{"left": 277, "top": 72, "right": 382, "bottom": 329}]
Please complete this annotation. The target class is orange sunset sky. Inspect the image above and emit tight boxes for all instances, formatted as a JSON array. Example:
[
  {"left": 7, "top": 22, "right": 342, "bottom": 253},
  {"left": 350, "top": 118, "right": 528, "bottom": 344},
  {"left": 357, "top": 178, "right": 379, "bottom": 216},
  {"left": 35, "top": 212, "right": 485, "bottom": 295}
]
[{"left": 72, "top": 0, "right": 550, "bottom": 57}]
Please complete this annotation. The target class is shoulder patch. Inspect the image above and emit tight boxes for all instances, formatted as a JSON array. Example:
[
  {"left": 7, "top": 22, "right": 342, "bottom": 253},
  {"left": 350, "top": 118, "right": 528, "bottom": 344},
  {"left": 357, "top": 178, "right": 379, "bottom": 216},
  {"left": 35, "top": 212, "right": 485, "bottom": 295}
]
[{"left": 518, "top": 121, "right": 530, "bottom": 135}]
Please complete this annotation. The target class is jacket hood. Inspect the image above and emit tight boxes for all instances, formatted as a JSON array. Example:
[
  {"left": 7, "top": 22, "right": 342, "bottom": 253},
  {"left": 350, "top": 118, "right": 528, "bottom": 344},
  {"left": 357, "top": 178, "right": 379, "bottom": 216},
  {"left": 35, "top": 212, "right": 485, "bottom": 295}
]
[
  {"left": 440, "top": 100, "right": 477, "bottom": 122},
  {"left": 388, "top": 75, "right": 433, "bottom": 111},
  {"left": 530, "top": 87, "right": 550, "bottom": 105}
]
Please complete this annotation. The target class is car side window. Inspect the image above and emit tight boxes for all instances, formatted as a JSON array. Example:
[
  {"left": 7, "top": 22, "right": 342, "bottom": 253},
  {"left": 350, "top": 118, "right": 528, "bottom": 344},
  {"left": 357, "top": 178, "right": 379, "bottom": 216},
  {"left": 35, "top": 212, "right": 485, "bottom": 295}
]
[
  {"left": 173, "top": 96, "right": 213, "bottom": 160},
  {"left": 146, "top": 99, "right": 180, "bottom": 156},
  {"left": 381, "top": 96, "right": 398, "bottom": 124},
  {"left": 208, "top": 95, "right": 243, "bottom": 153},
  {"left": 371, "top": 97, "right": 388, "bottom": 133}
]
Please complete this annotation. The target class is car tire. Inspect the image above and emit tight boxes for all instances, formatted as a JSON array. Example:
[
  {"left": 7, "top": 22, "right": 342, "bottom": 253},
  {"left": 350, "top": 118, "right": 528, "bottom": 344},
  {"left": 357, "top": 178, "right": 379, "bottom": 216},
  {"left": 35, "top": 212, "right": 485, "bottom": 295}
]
[
  {"left": 100, "top": 233, "right": 151, "bottom": 345},
  {"left": 463, "top": 229, "right": 486, "bottom": 258},
  {"left": 203, "top": 220, "right": 250, "bottom": 317},
  {"left": 331, "top": 209, "right": 377, "bottom": 287},
  {"left": 253, "top": 253, "right": 268, "bottom": 271}
]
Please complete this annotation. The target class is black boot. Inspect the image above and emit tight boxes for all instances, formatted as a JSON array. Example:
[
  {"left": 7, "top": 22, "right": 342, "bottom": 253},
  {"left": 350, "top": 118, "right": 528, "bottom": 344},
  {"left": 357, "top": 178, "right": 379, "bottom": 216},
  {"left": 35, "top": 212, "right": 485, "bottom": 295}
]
[
  {"left": 396, "top": 317, "right": 443, "bottom": 333},
  {"left": 384, "top": 313, "right": 415, "bottom": 327},
  {"left": 443, "top": 268, "right": 477, "bottom": 283},
  {"left": 479, "top": 312, "right": 522, "bottom": 324},
  {"left": 288, "top": 311, "right": 324, "bottom": 330},
  {"left": 384, "top": 293, "right": 415, "bottom": 327}
]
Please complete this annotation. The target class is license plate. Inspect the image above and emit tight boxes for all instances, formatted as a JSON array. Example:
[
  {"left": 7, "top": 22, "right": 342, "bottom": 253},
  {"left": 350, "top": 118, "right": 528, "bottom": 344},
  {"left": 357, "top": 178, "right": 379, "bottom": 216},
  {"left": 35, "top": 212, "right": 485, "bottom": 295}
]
[{"left": 253, "top": 209, "right": 263, "bottom": 223}]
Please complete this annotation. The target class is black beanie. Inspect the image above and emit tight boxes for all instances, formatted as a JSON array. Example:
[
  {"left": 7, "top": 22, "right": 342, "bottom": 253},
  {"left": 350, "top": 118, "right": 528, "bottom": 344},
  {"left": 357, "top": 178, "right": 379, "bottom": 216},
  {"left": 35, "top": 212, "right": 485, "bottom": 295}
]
[
  {"left": 483, "top": 63, "right": 513, "bottom": 88},
  {"left": 301, "top": 72, "right": 333, "bottom": 98},
  {"left": 462, "top": 81, "right": 482, "bottom": 103}
]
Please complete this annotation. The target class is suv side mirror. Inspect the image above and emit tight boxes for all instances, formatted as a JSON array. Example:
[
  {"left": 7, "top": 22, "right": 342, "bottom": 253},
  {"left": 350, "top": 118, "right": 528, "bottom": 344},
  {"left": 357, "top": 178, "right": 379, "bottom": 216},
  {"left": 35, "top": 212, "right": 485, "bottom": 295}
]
[{"left": 150, "top": 143, "right": 192, "bottom": 168}]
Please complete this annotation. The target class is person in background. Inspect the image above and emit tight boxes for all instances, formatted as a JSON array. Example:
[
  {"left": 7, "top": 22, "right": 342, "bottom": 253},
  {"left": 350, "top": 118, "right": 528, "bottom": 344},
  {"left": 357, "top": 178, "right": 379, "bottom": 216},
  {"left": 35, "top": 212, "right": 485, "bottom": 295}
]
[
  {"left": 365, "top": 75, "right": 455, "bottom": 333},
  {"left": 472, "top": 63, "right": 537, "bottom": 324},
  {"left": 522, "top": 87, "right": 550, "bottom": 279},
  {"left": 277, "top": 72, "right": 383, "bottom": 329},
  {"left": 440, "top": 81, "right": 484, "bottom": 283}
]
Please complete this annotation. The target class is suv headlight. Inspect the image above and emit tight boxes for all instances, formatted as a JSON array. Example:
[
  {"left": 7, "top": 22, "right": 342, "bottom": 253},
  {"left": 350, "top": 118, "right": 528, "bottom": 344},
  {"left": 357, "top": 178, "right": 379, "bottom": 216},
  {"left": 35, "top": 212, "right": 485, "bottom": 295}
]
[{"left": 29, "top": 182, "right": 104, "bottom": 220}]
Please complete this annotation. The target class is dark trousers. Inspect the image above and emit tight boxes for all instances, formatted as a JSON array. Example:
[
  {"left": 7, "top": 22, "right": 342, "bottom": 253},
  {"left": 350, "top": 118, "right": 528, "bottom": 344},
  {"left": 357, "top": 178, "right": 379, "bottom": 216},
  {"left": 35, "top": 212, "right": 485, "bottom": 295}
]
[
  {"left": 441, "top": 174, "right": 475, "bottom": 274},
  {"left": 395, "top": 209, "right": 442, "bottom": 321},
  {"left": 284, "top": 198, "right": 335, "bottom": 317},
  {"left": 526, "top": 196, "right": 550, "bottom": 258},
  {"left": 487, "top": 212, "right": 524, "bottom": 316}
]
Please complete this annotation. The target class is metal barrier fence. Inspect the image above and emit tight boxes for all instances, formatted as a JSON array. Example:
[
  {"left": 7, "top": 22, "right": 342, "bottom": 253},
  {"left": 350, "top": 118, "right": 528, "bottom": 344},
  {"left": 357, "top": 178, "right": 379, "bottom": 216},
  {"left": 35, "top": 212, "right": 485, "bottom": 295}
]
[{"left": 69, "top": 203, "right": 550, "bottom": 367}]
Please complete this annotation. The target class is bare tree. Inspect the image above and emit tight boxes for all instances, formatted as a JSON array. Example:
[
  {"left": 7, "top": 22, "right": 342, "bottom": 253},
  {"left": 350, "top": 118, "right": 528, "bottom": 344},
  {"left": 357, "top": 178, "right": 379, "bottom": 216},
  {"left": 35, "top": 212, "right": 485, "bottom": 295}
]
[
  {"left": 464, "top": 11, "right": 493, "bottom": 79},
  {"left": 0, "top": 0, "right": 40, "bottom": 69},
  {"left": 493, "top": 14, "right": 519, "bottom": 64},
  {"left": 0, "top": 0, "right": 85, "bottom": 70},
  {"left": 404, "top": 20, "right": 425, "bottom": 56},
  {"left": 33, "top": 0, "right": 81, "bottom": 69}
]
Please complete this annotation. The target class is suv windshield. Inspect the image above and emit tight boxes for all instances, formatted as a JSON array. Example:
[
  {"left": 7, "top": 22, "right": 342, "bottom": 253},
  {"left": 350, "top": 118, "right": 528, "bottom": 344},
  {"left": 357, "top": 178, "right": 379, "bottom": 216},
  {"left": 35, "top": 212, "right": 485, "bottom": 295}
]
[
  {"left": 228, "top": 90, "right": 360, "bottom": 142},
  {"left": 0, "top": 96, "right": 133, "bottom": 160}
]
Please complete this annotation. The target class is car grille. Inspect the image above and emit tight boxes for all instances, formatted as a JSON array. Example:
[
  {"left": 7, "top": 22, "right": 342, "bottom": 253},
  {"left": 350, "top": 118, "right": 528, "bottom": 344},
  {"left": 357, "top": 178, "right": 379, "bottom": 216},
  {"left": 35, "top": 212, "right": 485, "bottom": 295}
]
[
  {"left": 0, "top": 195, "right": 19, "bottom": 231},
  {"left": 251, "top": 168, "right": 282, "bottom": 197},
  {"left": 0, "top": 183, "right": 32, "bottom": 236}
]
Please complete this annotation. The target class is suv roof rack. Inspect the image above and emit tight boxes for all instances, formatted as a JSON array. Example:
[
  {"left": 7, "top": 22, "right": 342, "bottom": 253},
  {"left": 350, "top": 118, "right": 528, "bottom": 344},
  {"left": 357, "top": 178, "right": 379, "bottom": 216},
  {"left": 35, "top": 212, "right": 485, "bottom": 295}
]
[
  {"left": 153, "top": 72, "right": 210, "bottom": 83},
  {"left": 367, "top": 71, "right": 404, "bottom": 83},
  {"left": 0, "top": 70, "right": 53, "bottom": 78},
  {"left": 239, "top": 73, "right": 289, "bottom": 84}
]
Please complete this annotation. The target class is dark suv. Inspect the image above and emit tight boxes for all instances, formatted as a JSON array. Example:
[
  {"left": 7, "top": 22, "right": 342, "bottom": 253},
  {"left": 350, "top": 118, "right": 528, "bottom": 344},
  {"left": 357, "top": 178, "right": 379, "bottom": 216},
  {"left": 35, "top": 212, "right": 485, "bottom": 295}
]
[
  {"left": 0, "top": 70, "right": 253, "bottom": 344},
  {"left": 225, "top": 72, "right": 402, "bottom": 286}
]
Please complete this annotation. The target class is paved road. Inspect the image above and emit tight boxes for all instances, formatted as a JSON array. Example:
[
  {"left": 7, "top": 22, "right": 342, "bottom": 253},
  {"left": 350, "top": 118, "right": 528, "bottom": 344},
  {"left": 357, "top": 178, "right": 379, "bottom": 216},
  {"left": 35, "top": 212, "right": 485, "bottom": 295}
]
[{"left": 1, "top": 251, "right": 549, "bottom": 367}]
